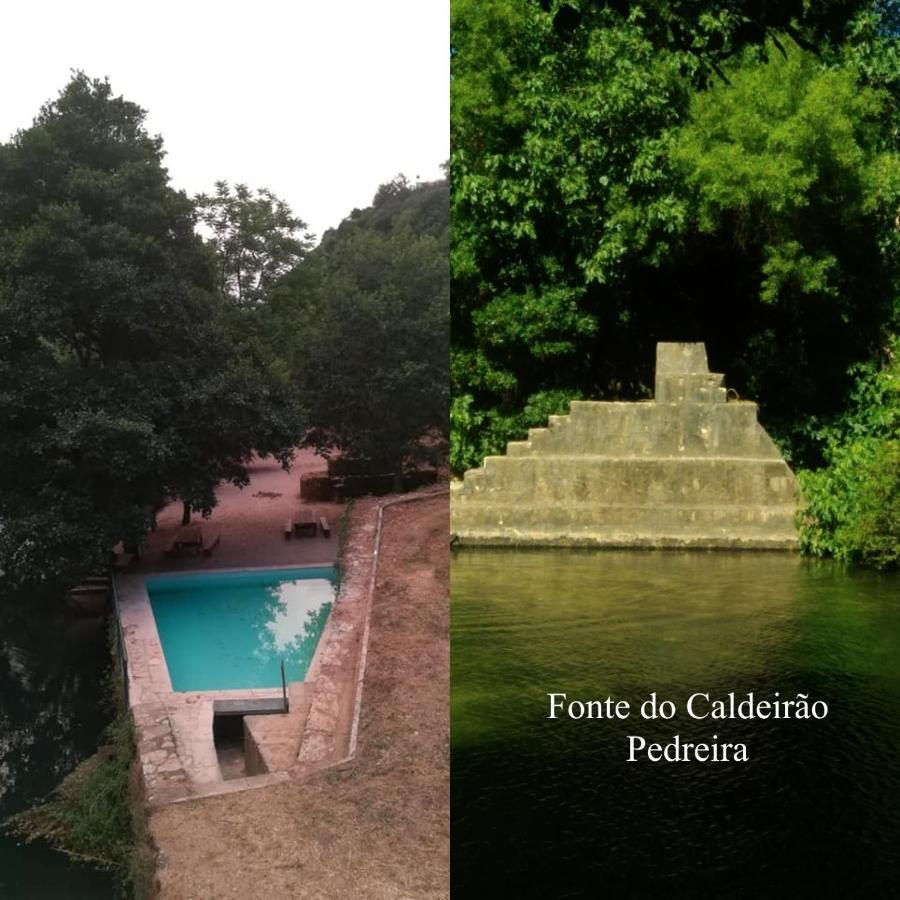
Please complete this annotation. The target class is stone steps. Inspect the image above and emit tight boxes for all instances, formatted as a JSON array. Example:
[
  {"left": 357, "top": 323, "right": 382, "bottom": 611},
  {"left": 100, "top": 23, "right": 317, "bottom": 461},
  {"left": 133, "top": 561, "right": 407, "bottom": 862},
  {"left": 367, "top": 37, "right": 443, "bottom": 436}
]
[
  {"left": 498, "top": 400, "right": 778, "bottom": 459},
  {"left": 452, "top": 498, "right": 798, "bottom": 549},
  {"left": 505, "top": 441, "right": 533, "bottom": 457},
  {"left": 467, "top": 456, "right": 795, "bottom": 507},
  {"left": 462, "top": 467, "right": 484, "bottom": 490},
  {"left": 450, "top": 529, "right": 798, "bottom": 550},
  {"left": 450, "top": 342, "right": 800, "bottom": 549},
  {"left": 452, "top": 501, "right": 797, "bottom": 530}
]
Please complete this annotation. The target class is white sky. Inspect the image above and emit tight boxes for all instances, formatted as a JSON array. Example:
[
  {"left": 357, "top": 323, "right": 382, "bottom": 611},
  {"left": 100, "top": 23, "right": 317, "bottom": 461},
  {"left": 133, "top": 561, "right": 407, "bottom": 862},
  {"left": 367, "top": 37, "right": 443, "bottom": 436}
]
[{"left": 1, "top": 1, "right": 448, "bottom": 242}]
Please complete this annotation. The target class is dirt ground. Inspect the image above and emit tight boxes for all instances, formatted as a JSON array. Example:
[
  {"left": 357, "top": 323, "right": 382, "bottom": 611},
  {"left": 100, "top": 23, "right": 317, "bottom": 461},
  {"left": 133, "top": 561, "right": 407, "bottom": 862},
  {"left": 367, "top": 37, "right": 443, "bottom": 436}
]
[
  {"left": 148, "top": 494, "right": 449, "bottom": 900},
  {"left": 133, "top": 450, "right": 343, "bottom": 573}
]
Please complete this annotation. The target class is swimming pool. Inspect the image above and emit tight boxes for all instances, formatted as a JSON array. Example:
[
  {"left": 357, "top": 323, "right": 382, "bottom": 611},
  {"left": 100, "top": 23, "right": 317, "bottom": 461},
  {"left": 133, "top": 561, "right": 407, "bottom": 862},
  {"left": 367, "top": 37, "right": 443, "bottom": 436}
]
[{"left": 147, "top": 567, "right": 335, "bottom": 691}]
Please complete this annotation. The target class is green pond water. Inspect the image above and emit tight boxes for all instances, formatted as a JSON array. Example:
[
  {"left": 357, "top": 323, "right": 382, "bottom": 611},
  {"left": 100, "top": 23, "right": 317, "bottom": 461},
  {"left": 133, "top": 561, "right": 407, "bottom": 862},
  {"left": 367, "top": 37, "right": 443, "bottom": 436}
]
[
  {"left": 452, "top": 549, "right": 900, "bottom": 899},
  {"left": 0, "top": 597, "right": 115, "bottom": 898}
]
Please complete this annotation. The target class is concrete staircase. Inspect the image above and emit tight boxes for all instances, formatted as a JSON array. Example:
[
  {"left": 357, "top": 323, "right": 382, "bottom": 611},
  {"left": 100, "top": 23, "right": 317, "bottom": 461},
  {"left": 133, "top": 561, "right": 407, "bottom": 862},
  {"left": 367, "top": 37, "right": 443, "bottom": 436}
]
[{"left": 451, "top": 343, "right": 799, "bottom": 549}]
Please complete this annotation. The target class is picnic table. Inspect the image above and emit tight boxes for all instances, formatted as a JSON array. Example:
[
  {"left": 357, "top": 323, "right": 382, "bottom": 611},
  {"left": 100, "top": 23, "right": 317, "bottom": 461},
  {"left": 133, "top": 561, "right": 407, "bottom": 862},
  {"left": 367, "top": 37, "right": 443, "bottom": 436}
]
[
  {"left": 293, "top": 513, "right": 317, "bottom": 538},
  {"left": 174, "top": 524, "right": 203, "bottom": 554}
]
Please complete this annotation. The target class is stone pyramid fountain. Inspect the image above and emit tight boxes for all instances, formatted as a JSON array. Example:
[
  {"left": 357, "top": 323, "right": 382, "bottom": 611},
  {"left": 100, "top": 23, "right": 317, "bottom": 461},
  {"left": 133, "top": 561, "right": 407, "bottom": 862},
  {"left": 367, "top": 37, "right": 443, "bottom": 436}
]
[{"left": 451, "top": 343, "right": 799, "bottom": 549}]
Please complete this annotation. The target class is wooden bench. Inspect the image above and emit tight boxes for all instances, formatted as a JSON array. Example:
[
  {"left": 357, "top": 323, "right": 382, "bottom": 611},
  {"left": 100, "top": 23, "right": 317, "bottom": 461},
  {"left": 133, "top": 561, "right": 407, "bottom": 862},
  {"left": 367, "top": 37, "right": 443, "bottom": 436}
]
[
  {"left": 319, "top": 516, "right": 331, "bottom": 538},
  {"left": 174, "top": 524, "right": 203, "bottom": 555},
  {"left": 284, "top": 519, "right": 293, "bottom": 540},
  {"left": 202, "top": 533, "right": 221, "bottom": 557}
]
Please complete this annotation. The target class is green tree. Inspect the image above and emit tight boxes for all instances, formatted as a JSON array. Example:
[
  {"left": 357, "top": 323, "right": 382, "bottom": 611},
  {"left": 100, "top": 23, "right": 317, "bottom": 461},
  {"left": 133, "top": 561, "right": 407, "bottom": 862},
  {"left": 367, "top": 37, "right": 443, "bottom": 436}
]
[
  {"left": 622, "top": 39, "right": 900, "bottom": 460},
  {"left": 0, "top": 74, "right": 303, "bottom": 584},
  {"left": 451, "top": 1, "right": 699, "bottom": 473},
  {"left": 196, "top": 181, "right": 313, "bottom": 306},
  {"left": 269, "top": 178, "right": 449, "bottom": 482},
  {"left": 796, "top": 340, "right": 900, "bottom": 569},
  {"left": 450, "top": 0, "right": 900, "bottom": 474}
]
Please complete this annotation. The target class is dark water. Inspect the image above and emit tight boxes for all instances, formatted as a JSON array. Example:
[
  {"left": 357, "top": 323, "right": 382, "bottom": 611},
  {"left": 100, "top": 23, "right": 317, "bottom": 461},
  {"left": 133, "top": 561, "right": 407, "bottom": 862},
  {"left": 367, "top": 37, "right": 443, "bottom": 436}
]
[
  {"left": 0, "top": 599, "right": 116, "bottom": 898},
  {"left": 452, "top": 550, "right": 900, "bottom": 899}
]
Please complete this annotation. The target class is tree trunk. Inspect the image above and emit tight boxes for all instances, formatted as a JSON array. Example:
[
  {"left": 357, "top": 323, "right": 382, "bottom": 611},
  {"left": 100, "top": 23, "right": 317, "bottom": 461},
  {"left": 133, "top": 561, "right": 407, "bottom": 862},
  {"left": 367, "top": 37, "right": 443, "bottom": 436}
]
[{"left": 181, "top": 500, "right": 191, "bottom": 526}]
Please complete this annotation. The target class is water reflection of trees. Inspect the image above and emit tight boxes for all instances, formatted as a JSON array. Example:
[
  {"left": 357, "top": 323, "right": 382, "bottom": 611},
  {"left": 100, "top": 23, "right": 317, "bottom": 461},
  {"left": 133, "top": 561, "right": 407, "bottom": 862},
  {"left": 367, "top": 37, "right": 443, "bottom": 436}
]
[
  {"left": 0, "top": 598, "right": 109, "bottom": 815},
  {"left": 248, "top": 578, "right": 335, "bottom": 681}
]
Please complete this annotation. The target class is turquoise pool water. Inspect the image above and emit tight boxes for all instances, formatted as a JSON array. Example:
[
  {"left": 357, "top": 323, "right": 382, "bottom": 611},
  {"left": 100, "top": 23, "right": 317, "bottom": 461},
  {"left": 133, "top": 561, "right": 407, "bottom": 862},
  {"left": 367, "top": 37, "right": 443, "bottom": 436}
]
[{"left": 147, "top": 567, "right": 335, "bottom": 691}]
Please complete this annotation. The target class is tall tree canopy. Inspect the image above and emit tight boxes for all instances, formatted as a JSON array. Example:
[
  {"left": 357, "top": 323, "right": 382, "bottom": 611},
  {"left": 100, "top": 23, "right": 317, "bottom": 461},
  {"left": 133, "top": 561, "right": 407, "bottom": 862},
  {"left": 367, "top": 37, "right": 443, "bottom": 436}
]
[
  {"left": 0, "top": 74, "right": 303, "bottom": 585},
  {"left": 264, "top": 177, "right": 449, "bottom": 475},
  {"left": 195, "top": 181, "right": 313, "bottom": 306},
  {"left": 451, "top": 0, "right": 900, "bottom": 473}
]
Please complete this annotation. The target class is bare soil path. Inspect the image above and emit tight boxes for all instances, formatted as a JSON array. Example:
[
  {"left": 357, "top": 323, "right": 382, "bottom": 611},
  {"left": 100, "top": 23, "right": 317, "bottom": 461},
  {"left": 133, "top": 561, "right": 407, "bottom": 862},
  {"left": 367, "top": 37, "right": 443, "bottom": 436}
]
[{"left": 148, "top": 494, "right": 449, "bottom": 899}]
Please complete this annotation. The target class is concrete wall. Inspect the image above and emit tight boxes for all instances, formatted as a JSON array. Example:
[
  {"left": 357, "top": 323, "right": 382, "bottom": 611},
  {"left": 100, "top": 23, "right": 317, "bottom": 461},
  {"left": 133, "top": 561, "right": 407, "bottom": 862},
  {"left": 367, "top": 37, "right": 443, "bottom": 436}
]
[{"left": 243, "top": 716, "right": 269, "bottom": 776}]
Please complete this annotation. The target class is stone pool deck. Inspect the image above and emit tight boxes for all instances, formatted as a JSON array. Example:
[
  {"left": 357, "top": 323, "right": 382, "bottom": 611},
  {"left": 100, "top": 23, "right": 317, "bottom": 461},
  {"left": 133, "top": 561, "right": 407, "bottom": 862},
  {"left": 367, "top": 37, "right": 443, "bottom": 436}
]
[{"left": 114, "top": 454, "right": 385, "bottom": 806}]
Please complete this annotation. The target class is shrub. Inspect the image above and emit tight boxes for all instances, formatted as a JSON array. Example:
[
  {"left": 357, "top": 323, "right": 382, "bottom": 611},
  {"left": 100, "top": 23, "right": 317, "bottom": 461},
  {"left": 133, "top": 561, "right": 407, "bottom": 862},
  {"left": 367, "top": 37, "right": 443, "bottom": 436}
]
[
  {"left": 797, "top": 340, "right": 899, "bottom": 569},
  {"left": 798, "top": 438, "right": 900, "bottom": 569}
]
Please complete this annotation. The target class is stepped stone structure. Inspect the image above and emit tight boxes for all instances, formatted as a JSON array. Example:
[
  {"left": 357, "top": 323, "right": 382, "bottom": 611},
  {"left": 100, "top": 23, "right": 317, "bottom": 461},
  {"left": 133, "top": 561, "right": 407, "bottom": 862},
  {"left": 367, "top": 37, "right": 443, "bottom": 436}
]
[{"left": 451, "top": 343, "right": 799, "bottom": 549}]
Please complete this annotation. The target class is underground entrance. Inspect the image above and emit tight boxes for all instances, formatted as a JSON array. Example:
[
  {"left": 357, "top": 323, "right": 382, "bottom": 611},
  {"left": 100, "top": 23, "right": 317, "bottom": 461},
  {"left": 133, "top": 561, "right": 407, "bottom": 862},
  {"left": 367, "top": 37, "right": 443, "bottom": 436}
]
[{"left": 212, "top": 697, "right": 289, "bottom": 780}]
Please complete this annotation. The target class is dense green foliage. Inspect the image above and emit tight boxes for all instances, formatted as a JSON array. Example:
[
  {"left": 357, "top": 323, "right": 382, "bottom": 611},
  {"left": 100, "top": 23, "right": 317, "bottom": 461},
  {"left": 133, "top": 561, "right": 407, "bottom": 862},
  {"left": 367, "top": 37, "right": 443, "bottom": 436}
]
[
  {"left": 196, "top": 181, "right": 313, "bottom": 306},
  {"left": 797, "top": 341, "right": 899, "bottom": 568},
  {"left": 0, "top": 74, "right": 303, "bottom": 585},
  {"left": 0, "top": 74, "right": 446, "bottom": 586},
  {"left": 451, "top": 0, "right": 900, "bottom": 565},
  {"left": 266, "top": 176, "right": 449, "bottom": 473}
]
